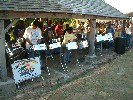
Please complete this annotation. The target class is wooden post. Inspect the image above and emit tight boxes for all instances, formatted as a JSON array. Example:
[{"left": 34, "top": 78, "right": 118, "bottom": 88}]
[
  {"left": 122, "top": 20, "right": 126, "bottom": 34},
  {"left": 88, "top": 19, "right": 96, "bottom": 57},
  {"left": 0, "top": 20, "right": 7, "bottom": 82}
]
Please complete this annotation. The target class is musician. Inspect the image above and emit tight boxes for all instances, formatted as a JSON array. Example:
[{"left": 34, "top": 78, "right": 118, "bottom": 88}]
[
  {"left": 63, "top": 24, "right": 69, "bottom": 36},
  {"left": 106, "top": 23, "right": 114, "bottom": 49},
  {"left": 43, "top": 23, "right": 56, "bottom": 44},
  {"left": 125, "top": 24, "right": 132, "bottom": 49},
  {"left": 106, "top": 23, "right": 114, "bottom": 37},
  {"left": 43, "top": 23, "right": 55, "bottom": 57},
  {"left": 13, "top": 20, "right": 26, "bottom": 49},
  {"left": 62, "top": 27, "right": 77, "bottom": 63},
  {"left": 55, "top": 21, "right": 63, "bottom": 38},
  {"left": 23, "top": 20, "right": 42, "bottom": 58},
  {"left": 54, "top": 21, "right": 63, "bottom": 53},
  {"left": 13, "top": 20, "right": 25, "bottom": 39},
  {"left": 84, "top": 19, "right": 90, "bottom": 35}
]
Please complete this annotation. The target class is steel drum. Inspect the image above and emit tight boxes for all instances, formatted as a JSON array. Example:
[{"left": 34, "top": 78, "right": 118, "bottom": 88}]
[
  {"left": 78, "top": 40, "right": 88, "bottom": 49},
  {"left": 33, "top": 44, "right": 47, "bottom": 51}
]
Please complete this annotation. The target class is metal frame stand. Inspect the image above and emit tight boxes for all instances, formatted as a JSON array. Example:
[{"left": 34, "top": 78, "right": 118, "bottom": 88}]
[
  {"left": 59, "top": 46, "right": 68, "bottom": 72},
  {"left": 44, "top": 44, "right": 55, "bottom": 76},
  {"left": 76, "top": 45, "right": 81, "bottom": 67},
  {"left": 76, "top": 41, "right": 81, "bottom": 67},
  {"left": 99, "top": 41, "right": 103, "bottom": 56},
  {"left": 64, "top": 62, "right": 68, "bottom": 72},
  {"left": 45, "top": 55, "right": 51, "bottom": 76}
]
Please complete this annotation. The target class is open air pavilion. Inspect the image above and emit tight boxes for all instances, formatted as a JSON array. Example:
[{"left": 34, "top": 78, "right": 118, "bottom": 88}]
[{"left": 0, "top": 0, "right": 129, "bottom": 99}]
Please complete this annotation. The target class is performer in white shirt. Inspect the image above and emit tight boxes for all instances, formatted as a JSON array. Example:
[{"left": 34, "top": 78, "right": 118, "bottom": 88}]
[
  {"left": 125, "top": 25, "right": 132, "bottom": 48},
  {"left": 23, "top": 20, "right": 42, "bottom": 58}
]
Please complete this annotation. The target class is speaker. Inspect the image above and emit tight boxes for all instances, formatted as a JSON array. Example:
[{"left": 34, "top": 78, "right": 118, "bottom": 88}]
[
  {"left": 115, "top": 37, "right": 126, "bottom": 46},
  {"left": 114, "top": 37, "right": 126, "bottom": 54}
]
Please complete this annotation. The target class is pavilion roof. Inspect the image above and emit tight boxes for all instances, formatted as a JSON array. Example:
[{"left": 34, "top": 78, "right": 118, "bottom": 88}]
[
  {"left": 126, "top": 11, "right": 133, "bottom": 17},
  {"left": 0, "top": 0, "right": 129, "bottom": 19}
]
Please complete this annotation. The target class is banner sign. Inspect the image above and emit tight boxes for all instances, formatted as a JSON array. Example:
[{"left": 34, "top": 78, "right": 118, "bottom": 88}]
[{"left": 11, "top": 57, "right": 41, "bottom": 84}]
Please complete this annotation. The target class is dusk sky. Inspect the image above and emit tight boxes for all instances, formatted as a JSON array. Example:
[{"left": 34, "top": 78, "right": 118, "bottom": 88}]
[{"left": 105, "top": 0, "right": 133, "bottom": 14}]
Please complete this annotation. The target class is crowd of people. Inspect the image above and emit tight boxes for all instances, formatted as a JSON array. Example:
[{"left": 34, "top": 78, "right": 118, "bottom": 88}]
[{"left": 5, "top": 18, "right": 133, "bottom": 67}]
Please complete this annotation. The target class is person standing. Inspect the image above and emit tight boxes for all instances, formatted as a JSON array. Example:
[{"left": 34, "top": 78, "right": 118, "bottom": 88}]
[
  {"left": 43, "top": 23, "right": 55, "bottom": 57},
  {"left": 106, "top": 23, "right": 114, "bottom": 48},
  {"left": 54, "top": 21, "right": 63, "bottom": 53},
  {"left": 106, "top": 23, "right": 114, "bottom": 37},
  {"left": 13, "top": 20, "right": 25, "bottom": 39},
  {"left": 13, "top": 20, "right": 26, "bottom": 49},
  {"left": 23, "top": 20, "right": 42, "bottom": 58},
  {"left": 125, "top": 25, "right": 132, "bottom": 49},
  {"left": 55, "top": 21, "right": 63, "bottom": 38},
  {"left": 62, "top": 27, "right": 77, "bottom": 63}
]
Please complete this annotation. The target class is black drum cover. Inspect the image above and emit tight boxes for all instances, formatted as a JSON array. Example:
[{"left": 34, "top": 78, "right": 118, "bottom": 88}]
[
  {"left": 114, "top": 37, "right": 126, "bottom": 54},
  {"left": 6, "top": 40, "right": 26, "bottom": 60}
]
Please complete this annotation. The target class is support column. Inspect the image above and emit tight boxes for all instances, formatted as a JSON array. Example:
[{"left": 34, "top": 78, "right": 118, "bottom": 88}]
[
  {"left": 88, "top": 19, "right": 96, "bottom": 57},
  {"left": 85, "top": 19, "right": 96, "bottom": 63},
  {"left": 0, "top": 20, "right": 7, "bottom": 82},
  {"left": 0, "top": 20, "right": 16, "bottom": 100}
]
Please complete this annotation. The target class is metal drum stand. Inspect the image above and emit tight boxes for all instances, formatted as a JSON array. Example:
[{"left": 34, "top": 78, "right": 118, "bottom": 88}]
[
  {"left": 75, "top": 47, "right": 81, "bottom": 66},
  {"left": 45, "top": 45, "right": 51, "bottom": 76},
  {"left": 59, "top": 44, "right": 68, "bottom": 72},
  {"left": 31, "top": 45, "right": 45, "bottom": 80}
]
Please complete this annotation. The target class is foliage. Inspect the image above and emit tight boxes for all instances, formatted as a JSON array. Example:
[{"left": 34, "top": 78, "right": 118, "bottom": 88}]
[{"left": 24, "top": 18, "right": 34, "bottom": 27}]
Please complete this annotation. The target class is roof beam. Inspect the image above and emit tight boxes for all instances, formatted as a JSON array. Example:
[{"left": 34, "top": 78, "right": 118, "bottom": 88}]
[{"left": 0, "top": 11, "right": 129, "bottom": 20}]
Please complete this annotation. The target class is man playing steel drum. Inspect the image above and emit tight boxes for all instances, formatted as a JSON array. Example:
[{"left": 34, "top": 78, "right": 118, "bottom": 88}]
[{"left": 23, "top": 20, "right": 42, "bottom": 58}]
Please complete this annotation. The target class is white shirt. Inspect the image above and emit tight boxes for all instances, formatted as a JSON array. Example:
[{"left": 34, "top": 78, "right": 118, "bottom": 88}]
[
  {"left": 125, "top": 27, "right": 131, "bottom": 35},
  {"left": 23, "top": 26, "right": 42, "bottom": 49}
]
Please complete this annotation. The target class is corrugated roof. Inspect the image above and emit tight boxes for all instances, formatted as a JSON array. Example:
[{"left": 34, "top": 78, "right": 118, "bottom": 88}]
[{"left": 0, "top": 0, "right": 128, "bottom": 19}]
